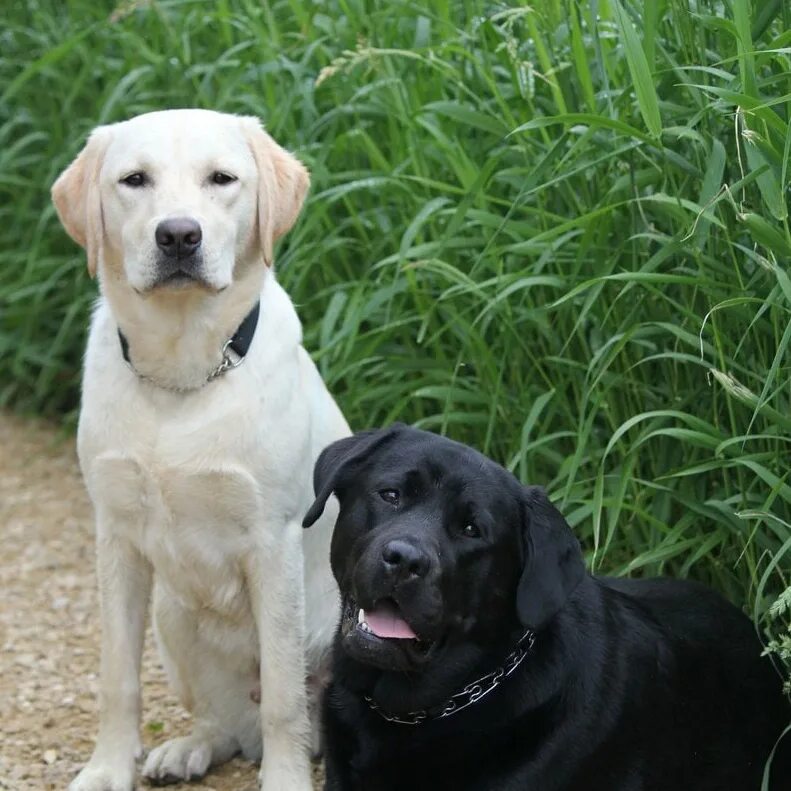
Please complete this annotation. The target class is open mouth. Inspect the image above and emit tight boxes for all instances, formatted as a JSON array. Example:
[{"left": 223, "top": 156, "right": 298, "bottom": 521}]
[{"left": 341, "top": 596, "right": 434, "bottom": 669}]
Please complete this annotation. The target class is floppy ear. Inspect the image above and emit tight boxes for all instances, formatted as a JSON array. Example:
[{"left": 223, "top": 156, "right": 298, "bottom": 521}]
[
  {"left": 302, "top": 424, "right": 406, "bottom": 528},
  {"left": 241, "top": 116, "right": 310, "bottom": 266},
  {"left": 516, "top": 486, "right": 586, "bottom": 630},
  {"left": 51, "top": 126, "right": 111, "bottom": 278}
]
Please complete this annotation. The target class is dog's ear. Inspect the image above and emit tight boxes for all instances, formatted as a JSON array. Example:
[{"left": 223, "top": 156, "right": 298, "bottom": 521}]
[
  {"left": 302, "top": 424, "right": 406, "bottom": 528},
  {"left": 51, "top": 126, "right": 111, "bottom": 278},
  {"left": 241, "top": 116, "right": 310, "bottom": 266},
  {"left": 516, "top": 486, "right": 585, "bottom": 630}
]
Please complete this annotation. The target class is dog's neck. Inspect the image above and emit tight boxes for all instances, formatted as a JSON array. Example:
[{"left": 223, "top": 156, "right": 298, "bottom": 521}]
[
  {"left": 101, "top": 262, "right": 266, "bottom": 391},
  {"left": 364, "top": 628, "right": 536, "bottom": 725},
  {"left": 345, "top": 607, "right": 582, "bottom": 729},
  {"left": 345, "top": 626, "right": 533, "bottom": 720}
]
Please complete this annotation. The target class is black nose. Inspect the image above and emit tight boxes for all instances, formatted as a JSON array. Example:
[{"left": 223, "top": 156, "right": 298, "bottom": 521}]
[
  {"left": 155, "top": 217, "right": 202, "bottom": 258},
  {"left": 382, "top": 540, "right": 430, "bottom": 580}
]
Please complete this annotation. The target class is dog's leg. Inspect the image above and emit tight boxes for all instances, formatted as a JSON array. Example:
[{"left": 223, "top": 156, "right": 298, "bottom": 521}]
[
  {"left": 306, "top": 656, "right": 332, "bottom": 760},
  {"left": 70, "top": 529, "right": 152, "bottom": 791},
  {"left": 246, "top": 520, "right": 313, "bottom": 791},
  {"left": 302, "top": 499, "right": 340, "bottom": 762},
  {"left": 321, "top": 688, "right": 354, "bottom": 791},
  {"left": 142, "top": 587, "right": 253, "bottom": 784}
]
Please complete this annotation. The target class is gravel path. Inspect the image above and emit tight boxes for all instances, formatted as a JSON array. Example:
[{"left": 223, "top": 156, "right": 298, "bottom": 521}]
[{"left": 0, "top": 413, "right": 323, "bottom": 790}]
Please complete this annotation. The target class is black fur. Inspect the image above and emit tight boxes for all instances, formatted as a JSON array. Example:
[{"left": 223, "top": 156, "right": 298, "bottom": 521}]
[{"left": 304, "top": 425, "right": 791, "bottom": 791}]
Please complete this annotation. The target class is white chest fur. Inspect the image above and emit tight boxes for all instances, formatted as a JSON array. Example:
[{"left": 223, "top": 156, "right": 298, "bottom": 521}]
[
  {"left": 78, "top": 278, "right": 324, "bottom": 640},
  {"left": 91, "top": 450, "right": 260, "bottom": 618}
]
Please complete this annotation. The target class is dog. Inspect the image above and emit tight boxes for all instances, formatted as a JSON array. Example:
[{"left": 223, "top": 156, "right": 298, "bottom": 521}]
[
  {"left": 302, "top": 425, "right": 791, "bottom": 791},
  {"left": 51, "top": 109, "right": 349, "bottom": 791}
]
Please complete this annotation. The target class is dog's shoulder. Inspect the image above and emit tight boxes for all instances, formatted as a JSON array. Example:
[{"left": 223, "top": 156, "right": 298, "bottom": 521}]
[
  {"left": 593, "top": 574, "right": 781, "bottom": 699},
  {"left": 597, "top": 575, "right": 750, "bottom": 636}
]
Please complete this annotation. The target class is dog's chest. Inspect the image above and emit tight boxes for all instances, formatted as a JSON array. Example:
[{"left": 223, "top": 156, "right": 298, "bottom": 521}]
[{"left": 89, "top": 424, "right": 266, "bottom": 616}]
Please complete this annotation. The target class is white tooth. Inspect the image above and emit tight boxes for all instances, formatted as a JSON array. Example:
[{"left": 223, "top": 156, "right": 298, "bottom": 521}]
[
  {"left": 361, "top": 622, "right": 371, "bottom": 633},
  {"left": 357, "top": 609, "right": 364, "bottom": 624}
]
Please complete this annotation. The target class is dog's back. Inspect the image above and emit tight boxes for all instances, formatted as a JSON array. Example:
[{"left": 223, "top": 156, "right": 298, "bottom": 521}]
[{"left": 595, "top": 576, "right": 790, "bottom": 789}]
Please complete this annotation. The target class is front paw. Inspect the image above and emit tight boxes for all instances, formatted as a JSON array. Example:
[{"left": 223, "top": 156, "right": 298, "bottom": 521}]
[
  {"left": 142, "top": 735, "right": 213, "bottom": 785},
  {"left": 68, "top": 761, "right": 136, "bottom": 791}
]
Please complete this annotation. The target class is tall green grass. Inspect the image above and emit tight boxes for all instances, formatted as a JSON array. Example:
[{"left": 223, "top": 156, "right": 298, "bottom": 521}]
[{"left": 1, "top": 0, "right": 789, "bottom": 683}]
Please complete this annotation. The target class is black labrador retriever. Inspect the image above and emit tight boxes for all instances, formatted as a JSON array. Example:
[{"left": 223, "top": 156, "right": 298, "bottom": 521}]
[{"left": 303, "top": 425, "right": 790, "bottom": 791}]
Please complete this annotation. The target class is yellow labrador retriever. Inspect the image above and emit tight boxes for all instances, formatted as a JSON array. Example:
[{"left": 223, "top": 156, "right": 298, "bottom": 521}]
[{"left": 51, "top": 109, "right": 349, "bottom": 791}]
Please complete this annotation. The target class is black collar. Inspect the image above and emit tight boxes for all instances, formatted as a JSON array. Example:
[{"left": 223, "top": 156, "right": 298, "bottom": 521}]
[
  {"left": 118, "top": 300, "right": 261, "bottom": 387},
  {"left": 364, "top": 628, "right": 536, "bottom": 726}
]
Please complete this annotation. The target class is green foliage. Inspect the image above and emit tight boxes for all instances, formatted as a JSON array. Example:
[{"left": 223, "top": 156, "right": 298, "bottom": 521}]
[{"left": 1, "top": 0, "right": 790, "bottom": 680}]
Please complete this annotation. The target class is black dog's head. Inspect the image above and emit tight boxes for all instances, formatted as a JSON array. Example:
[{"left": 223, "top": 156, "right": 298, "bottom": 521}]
[{"left": 303, "top": 425, "right": 585, "bottom": 675}]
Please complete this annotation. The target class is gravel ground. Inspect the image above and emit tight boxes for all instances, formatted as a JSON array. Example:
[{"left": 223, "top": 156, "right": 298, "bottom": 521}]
[{"left": 0, "top": 413, "right": 323, "bottom": 791}]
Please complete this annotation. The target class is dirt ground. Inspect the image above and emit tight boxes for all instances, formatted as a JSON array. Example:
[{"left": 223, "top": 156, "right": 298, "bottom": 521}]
[{"left": 0, "top": 413, "right": 323, "bottom": 790}]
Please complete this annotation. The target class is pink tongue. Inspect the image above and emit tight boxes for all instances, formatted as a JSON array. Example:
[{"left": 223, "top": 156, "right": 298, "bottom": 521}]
[{"left": 364, "top": 602, "right": 417, "bottom": 639}]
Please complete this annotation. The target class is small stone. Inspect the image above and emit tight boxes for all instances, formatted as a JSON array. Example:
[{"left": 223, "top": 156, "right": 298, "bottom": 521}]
[{"left": 43, "top": 750, "right": 57, "bottom": 765}]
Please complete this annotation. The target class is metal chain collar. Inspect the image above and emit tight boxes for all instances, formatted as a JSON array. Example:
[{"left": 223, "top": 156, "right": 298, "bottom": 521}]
[
  {"left": 120, "top": 341, "right": 244, "bottom": 391},
  {"left": 206, "top": 339, "right": 244, "bottom": 382},
  {"left": 364, "top": 629, "right": 536, "bottom": 726}
]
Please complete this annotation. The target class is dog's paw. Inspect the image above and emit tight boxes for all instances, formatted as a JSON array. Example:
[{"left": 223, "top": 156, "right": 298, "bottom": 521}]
[
  {"left": 142, "top": 736, "right": 212, "bottom": 785},
  {"left": 68, "top": 762, "right": 135, "bottom": 791}
]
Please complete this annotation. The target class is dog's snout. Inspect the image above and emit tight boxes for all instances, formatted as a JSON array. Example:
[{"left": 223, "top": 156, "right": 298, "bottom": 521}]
[
  {"left": 155, "top": 217, "right": 202, "bottom": 259},
  {"left": 382, "top": 539, "right": 430, "bottom": 580}
]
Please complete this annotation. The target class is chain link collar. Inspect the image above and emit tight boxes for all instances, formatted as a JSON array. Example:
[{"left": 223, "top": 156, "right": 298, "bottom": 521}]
[
  {"left": 364, "top": 628, "right": 536, "bottom": 726},
  {"left": 206, "top": 338, "right": 245, "bottom": 381}
]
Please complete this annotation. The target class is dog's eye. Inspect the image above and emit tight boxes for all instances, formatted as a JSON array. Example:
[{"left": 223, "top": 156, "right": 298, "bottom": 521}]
[
  {"left": 211, "top": 171, "right": 237, "bottom": 185},
  {"left": 461, "top": 523, "right": 480, "bottom": 539},
  {"left": 378, "top": 489, "right": 400, "bottom": 506},
  {"left": 120, "top": 172, "right": 147, "bottom": 188}
]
